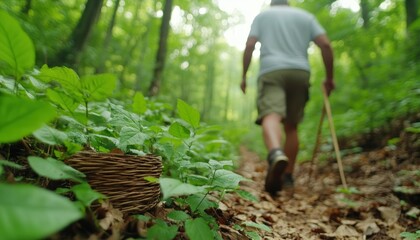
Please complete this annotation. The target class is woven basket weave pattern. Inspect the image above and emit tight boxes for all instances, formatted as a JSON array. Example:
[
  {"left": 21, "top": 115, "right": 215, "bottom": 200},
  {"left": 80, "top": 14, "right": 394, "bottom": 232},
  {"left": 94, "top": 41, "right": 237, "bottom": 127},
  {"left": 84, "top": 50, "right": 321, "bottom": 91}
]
[{"left": 67, "top": 151, "right": 162, "bottom": 214}]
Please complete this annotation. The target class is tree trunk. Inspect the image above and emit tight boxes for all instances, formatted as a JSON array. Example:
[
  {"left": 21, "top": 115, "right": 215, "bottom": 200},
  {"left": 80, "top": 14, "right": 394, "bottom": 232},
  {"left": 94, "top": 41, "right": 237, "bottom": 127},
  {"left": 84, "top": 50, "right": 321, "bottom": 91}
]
[
  {"left": 21, "top": 0, "right": 32, "bottom": 15},
  {"left": 148, "top": 0, "right": 173, "bottom": 97},
  {"left": 405, "top": 0, "right": 419, "bottom": 29},
  {"left": 360, "top": 0, "right": 370, "bottom": 28},
  {"left": 96, "top": 0, "right": 121, "bottom": 73},
  {"left": 54, "top": 0, "right": 104, "bottom": 68}
]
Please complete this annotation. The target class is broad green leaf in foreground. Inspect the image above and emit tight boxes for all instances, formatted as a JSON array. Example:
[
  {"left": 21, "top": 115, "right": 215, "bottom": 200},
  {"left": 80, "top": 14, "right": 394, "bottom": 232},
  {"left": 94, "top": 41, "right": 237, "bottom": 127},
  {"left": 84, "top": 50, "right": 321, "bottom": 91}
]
[
  {"left": 0, "top": 95, "right": 56, "bottom": 143},
  {"left": 28, "top": 156, "right": 85, "bottom": 183},
  {"left": 0, "top": 10, "right": 35, "bottom": 77},
  {"left": 33, "top": 125, "right": 68, "bottom": 145},
  {"left": 177, "top": 99, "right": 200, "bottom": 128},
  {"left": 160, "top": 178, "right": 204, "bottom": 199},
  {"left": 0, "top": 183, "right": 84, "bottom": 240},
  {"left": 185, "top": 217, "right": 213, "bottom": 240}
]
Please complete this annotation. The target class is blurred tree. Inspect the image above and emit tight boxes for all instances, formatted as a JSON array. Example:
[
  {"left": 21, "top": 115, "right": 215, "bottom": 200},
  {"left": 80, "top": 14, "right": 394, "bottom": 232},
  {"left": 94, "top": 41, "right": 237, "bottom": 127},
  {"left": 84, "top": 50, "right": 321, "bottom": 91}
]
[
  {"left": 148, "top": 0, "right": 174, "bottom": 96},
  {"left": 405, "top": 0, "right": 418, "bottom": 28},
  {"left": 360, "top": 0, "right": 370, "bottom": 28},
  {"left": 21, "top": 0, "right": 31, "bottom": 15},
  {"left": 95, "top": 0, "right": 121, "bottom": 74},
  {"left": 54, "top": 0, "right": 104, "bottom": 68}
]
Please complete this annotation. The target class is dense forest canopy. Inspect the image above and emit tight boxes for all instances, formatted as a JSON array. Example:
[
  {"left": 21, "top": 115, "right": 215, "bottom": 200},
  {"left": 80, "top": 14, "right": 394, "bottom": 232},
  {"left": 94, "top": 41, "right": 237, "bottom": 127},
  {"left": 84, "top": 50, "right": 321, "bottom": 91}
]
[{"left": 0, "top": 0, "right": 419, "bottom": 151}]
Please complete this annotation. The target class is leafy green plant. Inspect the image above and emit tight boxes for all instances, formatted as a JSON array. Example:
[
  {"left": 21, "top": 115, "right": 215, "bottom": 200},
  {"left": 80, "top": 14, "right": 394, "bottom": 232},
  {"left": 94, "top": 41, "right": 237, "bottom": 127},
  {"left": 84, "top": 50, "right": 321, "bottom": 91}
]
[
  {"left": 400, "top": 230, "right": 420, "bottom": 240},
  {"left": 233, "top": 222, "right": 272, "bottom": 240},
  {"left": 0, "top": 10, "right": 260, "bottom": 240},
  {"left": 405, "top": 122, "right": 420, "bottom": 134},
  {"left": 154, "top": 99, "right": 252, "bottom": 239},
  {"left": 0, "top": 159, "right": 24, "bottom": 178},
  {"left": 336, "top": 186, "right": 361, "bottom": 195}
]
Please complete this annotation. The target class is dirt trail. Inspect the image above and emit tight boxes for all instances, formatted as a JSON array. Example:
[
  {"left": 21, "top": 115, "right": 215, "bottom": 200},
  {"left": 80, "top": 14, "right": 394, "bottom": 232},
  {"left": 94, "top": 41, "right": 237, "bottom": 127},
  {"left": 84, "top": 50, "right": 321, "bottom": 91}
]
[{"left": 219, "top": 147, "right": 419, "bottom": 239}]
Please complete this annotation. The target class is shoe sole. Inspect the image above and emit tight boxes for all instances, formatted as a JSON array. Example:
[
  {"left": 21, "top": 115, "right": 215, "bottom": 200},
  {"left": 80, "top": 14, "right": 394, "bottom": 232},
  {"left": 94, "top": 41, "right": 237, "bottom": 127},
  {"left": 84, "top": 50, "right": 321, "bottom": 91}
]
[{"left": 265, "top": 156, "right": 288, "bottom": 195}]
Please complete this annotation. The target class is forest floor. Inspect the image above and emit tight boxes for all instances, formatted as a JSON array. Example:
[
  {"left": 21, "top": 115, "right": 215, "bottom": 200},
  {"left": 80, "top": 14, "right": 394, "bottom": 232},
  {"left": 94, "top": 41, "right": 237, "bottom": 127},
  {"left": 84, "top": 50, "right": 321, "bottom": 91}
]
[
  {"left": 219, "top": 146, "right": 419, "bottom": 239},
  {"left": 42, "top": 123, "right": 420, "bottom": 239},
  {"left": 76, "top": 143, "right": 419, "bottom": 240}
]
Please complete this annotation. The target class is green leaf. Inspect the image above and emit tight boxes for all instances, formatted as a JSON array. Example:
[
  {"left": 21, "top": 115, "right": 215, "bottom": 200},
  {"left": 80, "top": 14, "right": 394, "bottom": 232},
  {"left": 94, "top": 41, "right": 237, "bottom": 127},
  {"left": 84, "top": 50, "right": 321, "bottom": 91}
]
[
  {"left": 209, "top": 160, "right": 233, "bottom": 170},
  {"left": 0, "top": 10, "right": 35, "bottom": 78},
  {"left": 0, "top": 159, "right": 24, "bottom": 170},
  {"left": 135, "top": 214, "right": 151, "bottom": 222},
  {"left": 400, "top": 231, "right": 420, "bottom": 240},
  {"left": 186, "top": 194, "right": 217, "bottom": 213},
  {"left": 0, "top": 183, "right": 83, "bottom": 240},
  {"left": 336, "top": 187, "right": 361, "bottom": 195},
  {"left": 118, "top": 127, "right": 149, "bottom": 150},
  {"left": 235, "top": 189, "right": 259, "bottom": 202},
  {"left": 160, "top": 178, "right": 204, "bottom": 199},
  {"left": 245, "top": 231, "right": 262, "bottom": 240},
  {"left": 167, "top": 210, "right": 191, "bottom": 222},
  {"left": 177, "top": 99, "right": 200, "bottom": 128},
  {"left": 168, "top": 122, "right": 191, "bottom": 138},
  {"left": 147, "top": 219, "right": 178, "bottom": 240},
  {"left": 185, "top": 218, "right": 213, "bottom": 240},
  {"left": 28, "top": 156, "right": 85, "bottom": 183},
  {"left": 144, "top": 176, "right": 159, "bottom": 183},
  {"left": 33, "top": 125, "right": 68, "bottom": 145},
  {"left": 242, "top": 221, "right": 272, "bottom": 232},
  {"left": 71, "top": 182, "right": 105, "bottom": 207},
  {"left": 81, "top": 73, "right": 116, "bottom": 101},
  {"left": 188, "top": 174, "right": 209, "bottom": 186},
  {"left": 212, "top": 169, "right": 246, "bottom": 189},
  {"left": 0, "top": 94, "right": 56, "bottom": 143},
  {"left": 46, "top": 88, "right": 79, "bottom": 112},
  {"left": 405, "top": 126, "right": 420, "bottom": 134},
  {"left": 133, "top": 91, "right": 147, "bottom": 114},
  {"left": 38, "top": 65, "right": 82, "bottom": 99}
]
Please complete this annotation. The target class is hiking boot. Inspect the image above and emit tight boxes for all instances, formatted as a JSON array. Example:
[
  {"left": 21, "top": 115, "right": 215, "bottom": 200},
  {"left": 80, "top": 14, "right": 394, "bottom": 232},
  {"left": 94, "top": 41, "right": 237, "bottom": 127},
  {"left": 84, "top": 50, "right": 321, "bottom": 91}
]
[
  {"left": 282, "top": 173, "right": 294, "bottom": 190},
  {"left": 264, "top": 149, "right": 288, "bottom": 196}
]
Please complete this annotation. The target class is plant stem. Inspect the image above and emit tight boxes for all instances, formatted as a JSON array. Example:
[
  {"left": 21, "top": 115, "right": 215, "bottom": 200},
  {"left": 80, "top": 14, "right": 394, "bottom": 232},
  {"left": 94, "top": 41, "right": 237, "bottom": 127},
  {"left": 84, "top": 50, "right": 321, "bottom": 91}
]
[{"left": 84, "top": 100, "right": 90, "bottom": 146}]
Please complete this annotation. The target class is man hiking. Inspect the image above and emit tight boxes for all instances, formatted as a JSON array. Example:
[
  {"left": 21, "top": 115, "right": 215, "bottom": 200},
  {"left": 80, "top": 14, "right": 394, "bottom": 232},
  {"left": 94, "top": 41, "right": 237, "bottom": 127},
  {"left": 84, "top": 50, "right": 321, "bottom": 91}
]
[{"left": 241, "top": 0, "right": 335, "bottom": 196}]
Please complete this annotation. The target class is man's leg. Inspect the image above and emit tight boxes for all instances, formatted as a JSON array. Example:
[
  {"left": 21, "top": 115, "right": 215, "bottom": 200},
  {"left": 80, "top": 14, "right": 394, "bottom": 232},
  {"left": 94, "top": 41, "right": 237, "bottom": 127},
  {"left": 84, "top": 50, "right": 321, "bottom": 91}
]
[
  {"left": 284, "top": 122, "right": 299, "bottom": 174},
  {"left": 261, "top": 113, "right": 289, "bottom": 195},
  {"left": 261, "top": 113, "right": 283, "bottom": 150}
]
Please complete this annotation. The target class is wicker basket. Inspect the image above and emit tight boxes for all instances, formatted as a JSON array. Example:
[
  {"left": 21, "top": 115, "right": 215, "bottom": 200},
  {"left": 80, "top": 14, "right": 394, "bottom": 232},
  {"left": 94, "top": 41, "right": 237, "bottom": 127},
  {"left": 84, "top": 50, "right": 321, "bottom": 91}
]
[{"left": 66, "top": 151, "right": 162, "bottom": 214}]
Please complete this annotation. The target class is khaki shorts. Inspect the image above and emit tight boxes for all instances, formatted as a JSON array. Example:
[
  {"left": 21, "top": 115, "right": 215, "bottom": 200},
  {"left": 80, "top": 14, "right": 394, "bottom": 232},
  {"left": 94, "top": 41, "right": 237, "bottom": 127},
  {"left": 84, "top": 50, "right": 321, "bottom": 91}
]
[{"left": 256, "top": 69, "right": 310, "bottom": 125}]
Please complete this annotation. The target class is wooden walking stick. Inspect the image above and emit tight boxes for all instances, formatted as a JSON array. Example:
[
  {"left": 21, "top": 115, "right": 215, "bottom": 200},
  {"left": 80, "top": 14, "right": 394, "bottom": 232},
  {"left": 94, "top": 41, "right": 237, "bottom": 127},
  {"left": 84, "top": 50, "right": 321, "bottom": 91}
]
[
  {"left": 307, "top": 105, "right": 325, "bottom": 184},
  {"left": 322, "top": 86, "right": 348, "bottom": 188}
]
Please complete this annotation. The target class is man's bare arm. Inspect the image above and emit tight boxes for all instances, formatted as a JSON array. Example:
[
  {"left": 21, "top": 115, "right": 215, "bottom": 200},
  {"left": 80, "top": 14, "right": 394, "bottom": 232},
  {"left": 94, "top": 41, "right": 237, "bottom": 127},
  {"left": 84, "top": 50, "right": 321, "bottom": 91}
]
[
  {"left": 314, "top": 34, "right": 335, "bottom": 95},
  {"left": 241, "top": 36, "right": 257, "bottom": 94}
]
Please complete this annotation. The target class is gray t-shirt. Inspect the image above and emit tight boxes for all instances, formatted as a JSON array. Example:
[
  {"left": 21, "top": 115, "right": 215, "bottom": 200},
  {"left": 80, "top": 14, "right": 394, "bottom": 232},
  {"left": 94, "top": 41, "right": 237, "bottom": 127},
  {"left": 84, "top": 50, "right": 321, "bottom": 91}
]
[{"left": 249, "top": 6, "right": 326, "bottom": 76}]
